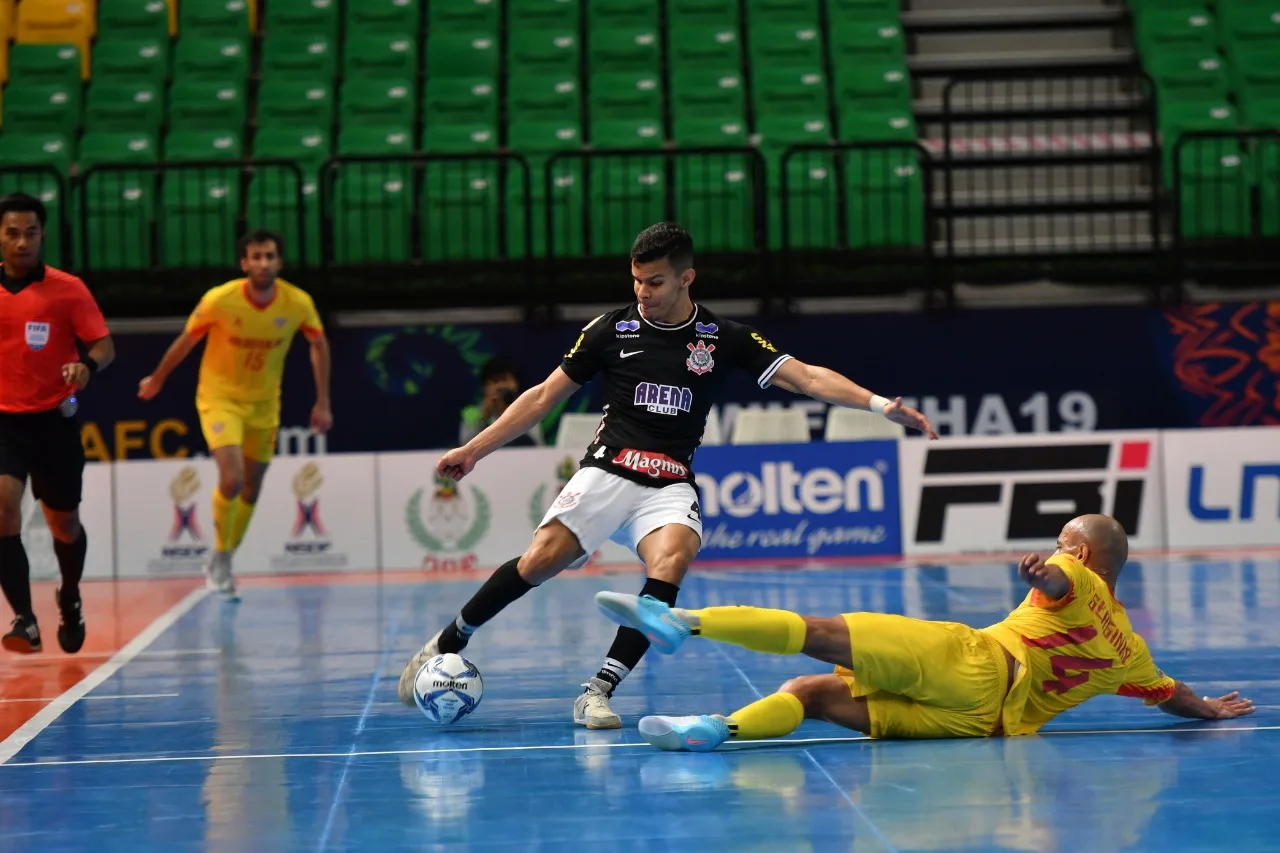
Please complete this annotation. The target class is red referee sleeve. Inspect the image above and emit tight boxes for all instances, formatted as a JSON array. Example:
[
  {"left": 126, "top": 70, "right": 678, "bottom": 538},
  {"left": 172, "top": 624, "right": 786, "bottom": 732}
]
[{"left": 69, "top": 279, "right": 110, "bottom": 341}]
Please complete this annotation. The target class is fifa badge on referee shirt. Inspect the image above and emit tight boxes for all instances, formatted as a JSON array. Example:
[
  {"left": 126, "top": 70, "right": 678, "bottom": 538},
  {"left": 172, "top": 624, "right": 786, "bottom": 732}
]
[
  {"left": 686, "top": 340, "right": 715, "bottom": 375},
  {"left": 25, "top": 322, "right": 50, "bottom": 351}
]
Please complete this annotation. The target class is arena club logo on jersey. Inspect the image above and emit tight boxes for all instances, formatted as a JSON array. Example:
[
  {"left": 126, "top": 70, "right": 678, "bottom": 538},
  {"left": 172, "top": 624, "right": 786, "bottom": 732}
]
[
  {"left": 24, "top": 321, "right": 50, "bottom": 351},
  {"left": 633, "top": 382, "right": 692, "bottom": 416},
  {"left": 686, "top": 341, "right": 715, "bottom": 375}
]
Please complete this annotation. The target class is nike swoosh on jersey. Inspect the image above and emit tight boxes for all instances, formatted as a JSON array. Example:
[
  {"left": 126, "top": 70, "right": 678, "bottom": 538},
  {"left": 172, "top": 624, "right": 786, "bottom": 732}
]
[{"left": 620, "top": 350, "right": 643, "bottom": 358}]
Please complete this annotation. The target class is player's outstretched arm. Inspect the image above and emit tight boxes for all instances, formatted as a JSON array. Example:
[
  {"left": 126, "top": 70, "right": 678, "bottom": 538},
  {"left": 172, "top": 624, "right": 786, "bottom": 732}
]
[
  {"left": 1017, "top": 553, "right": 1072, "bottom": 599},
  {"left": 1158, "top": 682, "right": 1256, "bottom": 720},
  {"left": 768, "top": 358, "right": 938, "bottom": 438},
  {"left": 308, "top": 333, "right": 333, "bottom": 433},
  {"left": 437, "top": 367, "right": 582, "bottom": 480},
  {"left": 137, "top": 329, "right": 205, "bottom": 401}
]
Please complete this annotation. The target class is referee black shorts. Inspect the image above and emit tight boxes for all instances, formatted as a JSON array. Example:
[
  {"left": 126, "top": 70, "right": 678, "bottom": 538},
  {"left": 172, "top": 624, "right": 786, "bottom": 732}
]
[{"left": 0, "top": 410, "right": 85, "bottom": 512}]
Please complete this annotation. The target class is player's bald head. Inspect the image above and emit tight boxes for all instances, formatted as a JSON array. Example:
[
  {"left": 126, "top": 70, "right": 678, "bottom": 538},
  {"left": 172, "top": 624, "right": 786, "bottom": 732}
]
[{"left": 1062, "top": 514, "right": 1129, "bottom": 579}]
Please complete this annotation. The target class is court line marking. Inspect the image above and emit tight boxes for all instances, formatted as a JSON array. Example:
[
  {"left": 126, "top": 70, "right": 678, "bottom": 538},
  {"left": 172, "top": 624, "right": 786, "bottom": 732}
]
[
  {"left": 0, "top": 587, "right": 210, "bottom": 766},
  {"left": 316, "top": 615, "right": 398, "bottom": 853},
  {"left": 709, "top": 645, "right": 900, "bottom": 853},
  {"left": 7, "top": 648, "right": 220, "bottom": 665},
  {"left": 3, "top": 723, "right": 1279, "bottom": 770},
  {"left": 0, "top": 693, "right": 178, "bottom": 704}
]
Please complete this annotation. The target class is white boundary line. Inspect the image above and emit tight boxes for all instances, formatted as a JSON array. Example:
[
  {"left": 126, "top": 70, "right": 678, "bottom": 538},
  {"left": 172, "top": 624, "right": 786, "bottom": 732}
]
[
  {"left": 6, "top": 722, "right": 1274, "bottom": 770},
  {"left": 0, "top": 693, "right": 179, "bottom": 704},
  {"left": 0, "top": 587, "right": 210, "bottom": 765}
]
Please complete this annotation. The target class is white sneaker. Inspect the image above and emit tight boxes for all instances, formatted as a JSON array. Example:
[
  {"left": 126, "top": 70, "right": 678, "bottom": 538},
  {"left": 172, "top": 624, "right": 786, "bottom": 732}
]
[
  {"left": 205, "top": 552, "right": 238, "bottom": 601},
  {"left": 573, "top": 677, "right": 622, "bottom": 729},
  {"left": 397, "top": 630, "right": 443, "bottom": 706}
]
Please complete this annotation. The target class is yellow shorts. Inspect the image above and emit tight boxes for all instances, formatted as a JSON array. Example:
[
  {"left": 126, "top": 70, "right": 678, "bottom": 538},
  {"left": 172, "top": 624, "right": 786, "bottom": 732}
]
[
  {"left": 835, "top": 613, "right": 1008, "bottom": 739},
  {"left": 196, "top": 396, "right": 279, "bottom": 462}
]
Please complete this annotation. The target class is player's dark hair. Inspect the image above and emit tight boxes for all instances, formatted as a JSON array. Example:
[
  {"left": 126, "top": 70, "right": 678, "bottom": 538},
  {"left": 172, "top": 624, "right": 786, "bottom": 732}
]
[
  {"left": 480, "top": 356, "right": 519, "bottom": 385},
  {"left": 631, "top": 222, "right": 694, "bottom": 271},
  {"left": 0, "top": 192, "right": 48, "bottom": 227},
  {"left": 238, "top": 228, "right": 284, "bottom": 259}
]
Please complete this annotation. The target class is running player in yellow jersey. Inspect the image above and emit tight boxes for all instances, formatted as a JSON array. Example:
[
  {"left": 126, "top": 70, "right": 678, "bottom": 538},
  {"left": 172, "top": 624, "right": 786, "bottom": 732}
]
[
  {"left": 596, "top": 514, "right": 1256, "bottom": 750},
  {"left": 137, "top": 230, "right": 332, "bottom": 599}
]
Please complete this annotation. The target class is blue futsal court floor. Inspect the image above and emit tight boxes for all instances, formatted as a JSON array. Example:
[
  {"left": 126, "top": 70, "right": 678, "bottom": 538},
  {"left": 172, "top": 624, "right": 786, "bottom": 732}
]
[{"left": 0, "top": 556, "right": 1277, "bottom": 852}]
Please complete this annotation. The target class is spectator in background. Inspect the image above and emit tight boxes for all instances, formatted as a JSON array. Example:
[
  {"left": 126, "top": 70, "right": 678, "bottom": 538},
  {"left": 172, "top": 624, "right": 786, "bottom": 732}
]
[{"left": 460, "top": 358, "right": 544, "bottom": 448}]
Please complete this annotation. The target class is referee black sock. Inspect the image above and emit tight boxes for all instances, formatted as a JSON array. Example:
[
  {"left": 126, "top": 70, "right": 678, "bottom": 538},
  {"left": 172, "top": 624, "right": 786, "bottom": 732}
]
[
  {"left": 437, "top": 557, "right": 535, "bottom": 654},
  {"left": 0, "top": 534, "right": 33, "bottom": 619},
  {"left": 53, "top": 528, "right": 87, "bottom": 598},
  {"left": 594, "top": 578, "right": 680, "bottom": 695}
]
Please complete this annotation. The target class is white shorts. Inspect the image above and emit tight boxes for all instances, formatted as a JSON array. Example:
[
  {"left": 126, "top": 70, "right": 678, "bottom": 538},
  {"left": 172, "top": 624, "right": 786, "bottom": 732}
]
[{"left": 538, "top": 466, "right": 703, "bottom": 569}]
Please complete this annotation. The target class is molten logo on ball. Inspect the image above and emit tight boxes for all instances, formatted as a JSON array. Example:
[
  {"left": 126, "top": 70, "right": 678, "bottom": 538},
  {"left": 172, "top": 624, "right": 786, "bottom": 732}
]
[{"left": 413, "top": 653, "right": 484, "bottom": 724}]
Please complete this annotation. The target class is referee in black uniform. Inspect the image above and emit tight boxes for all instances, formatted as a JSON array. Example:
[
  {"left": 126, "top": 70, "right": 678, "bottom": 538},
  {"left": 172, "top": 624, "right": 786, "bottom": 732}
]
[{"left": 0, "top": 193, "right": 115, "bottom": 654}]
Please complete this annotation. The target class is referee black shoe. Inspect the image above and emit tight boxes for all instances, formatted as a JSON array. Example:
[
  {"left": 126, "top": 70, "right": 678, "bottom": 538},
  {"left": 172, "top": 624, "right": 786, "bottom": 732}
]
[
  {"left": 2, "top": 614, "right": 41, "bottom": 654},
  {"left": 56, "top": 587, "right": 85, "bottom": 654}
]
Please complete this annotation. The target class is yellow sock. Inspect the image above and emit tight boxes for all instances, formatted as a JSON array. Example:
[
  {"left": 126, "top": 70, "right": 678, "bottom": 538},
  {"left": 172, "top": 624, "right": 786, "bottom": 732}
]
[
  {"left": 228, "top": 498, "right": 257, "bottom": 550},
  {"left": 687, "top": 606, "right": 807, "bottom": 655},
  {"left": 212, "top": 489, "right": 239, "bottom": 553},
  {"left": 728, "top": 691, "right": 806, "bottom": 740}
]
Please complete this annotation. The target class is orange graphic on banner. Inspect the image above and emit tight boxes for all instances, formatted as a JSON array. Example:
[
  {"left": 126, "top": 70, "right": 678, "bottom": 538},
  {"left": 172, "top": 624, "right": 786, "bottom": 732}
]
[{"left": 1164, "top": 301, "right": 1280, "bottom": 427}]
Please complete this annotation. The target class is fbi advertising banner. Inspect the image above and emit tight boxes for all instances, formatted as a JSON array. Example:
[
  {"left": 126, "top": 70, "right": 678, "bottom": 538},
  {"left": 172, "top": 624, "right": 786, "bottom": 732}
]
[
  {"left": 899, "top": 432, "right": 1167, "bottom": 557},
  {"left": 691, "top": 440, "right": 903, "bottom": 560},
  {"left": 1162, "top": 426, "right": 1280, "bottom": 550}
]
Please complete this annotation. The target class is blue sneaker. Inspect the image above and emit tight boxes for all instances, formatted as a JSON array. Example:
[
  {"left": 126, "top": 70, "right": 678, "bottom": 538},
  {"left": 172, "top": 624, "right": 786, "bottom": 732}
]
[
  {"left": 638, "top": 715, "right": 731, "bottom": 752},
  {"left": 595, "top": 592, "right": 692, "bottom": 654}
]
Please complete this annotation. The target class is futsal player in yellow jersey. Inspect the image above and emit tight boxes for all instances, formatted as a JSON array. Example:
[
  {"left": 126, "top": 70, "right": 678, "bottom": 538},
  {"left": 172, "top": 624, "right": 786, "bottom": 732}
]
[
  {"left": 138, "top": 230, "right": 332, "bottom": 599},
  {"left": 596, "top": 514, "right": 1256, "bottom": 750}
]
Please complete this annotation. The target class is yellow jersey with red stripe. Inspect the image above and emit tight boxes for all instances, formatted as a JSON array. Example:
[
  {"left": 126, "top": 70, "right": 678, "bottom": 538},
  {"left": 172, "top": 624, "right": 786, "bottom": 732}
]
[
  {"left": 983, "top": 554, "right": 1176, "bottom": 736},
  {"left": 185, "top": 278, "right": 323, "bottom": 404}
]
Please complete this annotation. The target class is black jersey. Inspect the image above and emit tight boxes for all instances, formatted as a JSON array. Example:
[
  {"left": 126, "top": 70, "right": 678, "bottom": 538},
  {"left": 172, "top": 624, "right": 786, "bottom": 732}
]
[{"left": 559, "top": 303, "right": 792, "bottom": 487}]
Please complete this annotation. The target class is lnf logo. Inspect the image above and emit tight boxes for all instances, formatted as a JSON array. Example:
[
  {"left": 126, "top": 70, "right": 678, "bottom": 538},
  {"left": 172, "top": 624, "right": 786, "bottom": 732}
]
[
  {"left": 1189, "top": 464, "right": 1280, "bottom": 521},
  {"left": 916, "top": 441, "right": 1150, "bottom": 543}
]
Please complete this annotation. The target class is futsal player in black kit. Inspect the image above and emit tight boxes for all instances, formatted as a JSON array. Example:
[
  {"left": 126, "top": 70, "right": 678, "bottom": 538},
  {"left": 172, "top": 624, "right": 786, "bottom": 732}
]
[{"left": 397, "top": 223, "right": 938, "bottom": 727}]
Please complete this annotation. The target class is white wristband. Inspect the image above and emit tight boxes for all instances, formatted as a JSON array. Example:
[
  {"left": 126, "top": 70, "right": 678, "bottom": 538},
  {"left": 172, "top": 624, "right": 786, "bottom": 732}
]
[{"left": 869, "top": 394, "right": 891, "bottom": 416}]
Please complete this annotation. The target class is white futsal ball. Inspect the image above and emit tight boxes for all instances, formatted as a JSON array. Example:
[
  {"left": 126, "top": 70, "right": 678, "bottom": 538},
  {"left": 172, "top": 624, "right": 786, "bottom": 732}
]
[{"left": 414, "top": 653, "right": 484, "bottom": 724}]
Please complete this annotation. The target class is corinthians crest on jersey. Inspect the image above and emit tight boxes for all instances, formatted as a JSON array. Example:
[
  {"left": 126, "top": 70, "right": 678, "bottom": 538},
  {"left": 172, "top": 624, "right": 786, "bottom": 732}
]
[{"left": 685, "top": 340, "right": 715, "bottom": 375}]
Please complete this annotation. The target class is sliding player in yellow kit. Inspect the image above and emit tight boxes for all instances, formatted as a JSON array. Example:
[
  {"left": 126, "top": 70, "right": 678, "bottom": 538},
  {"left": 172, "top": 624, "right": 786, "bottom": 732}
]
[
  {"left": 138, "top": 230, "right": 332, "bottom": 600},
  {"left": 597, "top": 514, "right": 1256, "bottom": 750}
]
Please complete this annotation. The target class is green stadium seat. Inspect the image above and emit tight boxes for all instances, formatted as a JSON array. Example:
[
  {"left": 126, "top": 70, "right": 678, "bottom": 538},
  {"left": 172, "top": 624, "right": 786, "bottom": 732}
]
[
  {"left": 344, "top": 34, "right": 417, "bottom": 81},
  {"left": 255, "top": 126, "right": 330, "bottom": 172},
  {"left": 331, "top": 172, "right": 412, "bottom": 262},
  {"left": 672, "top": 116, "right": 748, "bottom": 146},
  {"left": 266, "top": 0, "right": 339, "bottom": 42},
  {"left": 587, "top": 158, "right": 667, "bottom": 254},
  {"left": 339, "top": 78, "right": 415, "bottom": 127},
  {"left": 1126, "top": 0, "right": 1206, "bottom": 13},
  {"left": 508, "top": 74, "right": 581, "bottom": 124},
  {"left": 90, "top": 38, "right": 168, "bottom": 85},
  {"left": 247, "top": 166, "right": 321, "bottom": 264},
  {"left": 1219, "top": 3, "right": 1280, "bottom": 53},
  {"left": 747, "top": 24, "right": 824, "bottom": 70},
  {"left": 827, "top": 0, "right": 904, "bottom": 25},
  {"left": 1242, "top": 96, "right": 1280, "bottom": 129},
  {"left": 591, "top": 118, "right": 664, "bottom": 148},
  {"left": 1160, "top": 101, "right": 1240, "bottom": 182},
  {"left": 668, "top": 26, "right": 741, "bottom": 73},
  {"left": 833, "top": 61, "right": 912, "bottom": 113},
  {"left": 837, "top": 108, "right": 916, "bottom": 141},
  {"left": 84, "top": 81, "right": 164, "bottom": 133},
  {"left": 427, "top": 32, "right": 500, "bottom": 79},
  {"left": 746, "top": 0, "right": 820, "bottom": 27},
  {"left": 829, "top": 20, "right": 907, "bottom": 69},
  {"left": 668, "top": 0, "right": 739, "bottom": 29},
  {"left": 345, "top": 0, "right": 421, "bottom": 36},
  {"left": 258, "top": 80, "right": 334, "bottom": 128},
  {"left": 7, "top": 44, "right": 81, "bottom": 88},
  {"left": 1135, "top": 8, "right": 1217, "bottom": 55},
  {"left": 508, "top": 120, "right": 583, "bottom": 153},
  {"left": 670, "top": 71, "right": 746, "bottom": 122},
  {"left": 178, "top": 0, "right": 252, "bottom": 37},
  {"left": 164, "top": 129, "right": 244, "bottom": 160},
  {"left": 753, "top": 68, "right": 830, "bottom": 116},
  {"left": 422, "top": 161, "right": 502, "bottom": 260},
  {"left": 589, "top": 72, "right": 663, "bottom": 122},
  {"left": 509, "top": 0, "right": 580, "bottom": 30},
  {"left": 160, "top": 174, "right": 242, "bottom": 267},
  {"left": 0, "top": 131, "right": 73, "bottom": 173},
  {"left": 845, "top": 147, "right": 924, "bottom": 248},
  {"left": 1261, "top": 139, "right": 1280, "bottom": 237},
  {"left": 335, "top": 125, "right": 415, "bottom": 184},
  {"left": 589, "top": 0, "right": 659, "bottom": 31},
  {"left": 79, "top": 174, "right": 156, "bottom": 269},
  {"left": 78, "top": 130, "right": 158, "bottom": 167},
  {"left": 509, "top": 30, "right": 580, "bottom": 77},
  {"left": 98, "top": 0, "right": 170, "bottom": 39},
  {"left": 1231, "top": 47, "right": 1280, "bottom": 108},
  {"left": 424, "top": 77, "right": 499, "bottom": 129},
  {"left": 172, "top": 36, "right": 250, "bottom": 82},
  {"left": 506, "top": 154, "right": 585, "bottom": 258},
  {"left": 1149, "top": 51, "right": 1232, "bottom": 105},
  {"left": 756, "top": 114, "right": 835, "bottom": 249},
  {"left": 589, "top": 27, "right": 662, "bottom": 75},
  {"left": 168, "top": 80, "right": 247, "bottom": 131},
  {"left": 429, "top": 0, "right": 502, "bottom": 33},
  {"left": 674, "top": 155, "right": 756, "bottom": 250},
  {"left": 423, "top": 121, "right": 500, "bottom": 152},
  {"left": 1177, "top": 146, "right": 1251, "bottom": 238},
  {"left": 260, "top": 34, "right": 336, "bottom": 81},
  {"left": 1, "top": 84, "right": 80, "bottom": 136}
]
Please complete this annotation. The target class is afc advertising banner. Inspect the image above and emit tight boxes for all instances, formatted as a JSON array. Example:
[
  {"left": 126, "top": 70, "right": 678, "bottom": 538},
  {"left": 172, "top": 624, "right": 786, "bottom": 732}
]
[
  {"left": 1163, "top": 426, "right": 1280, "bottom": 550},
  {"left": 81, "top": 299, "right": 1280, "bottom": 459},
  {"left": 691, "top": 440, "right": 903, "bottom": 560},
  {"left": 899, "top": 432, "right": 1166, "bottom": 557}
]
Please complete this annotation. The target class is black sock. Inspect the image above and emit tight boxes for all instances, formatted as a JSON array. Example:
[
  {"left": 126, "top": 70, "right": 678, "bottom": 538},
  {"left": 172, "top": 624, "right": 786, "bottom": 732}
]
[
  {"left": 438, "top": 557, "right": 535, "bottom": 654},
  {"left": 0, "top": 534, "right": 33, "bottom": 619},
  {"left": 53, "top": 528, "right": 87, "bottom": 599},
  {"left": 594, "top": 578, "right": 680, "bottom": 695}
]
